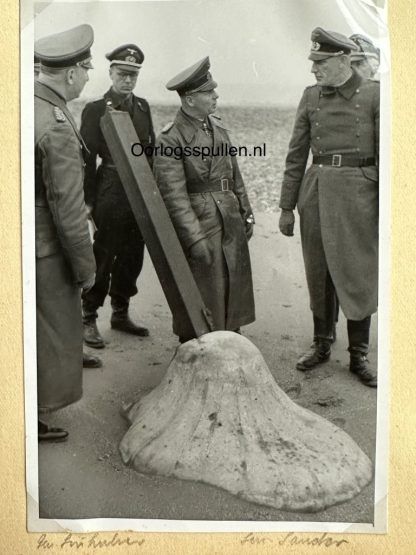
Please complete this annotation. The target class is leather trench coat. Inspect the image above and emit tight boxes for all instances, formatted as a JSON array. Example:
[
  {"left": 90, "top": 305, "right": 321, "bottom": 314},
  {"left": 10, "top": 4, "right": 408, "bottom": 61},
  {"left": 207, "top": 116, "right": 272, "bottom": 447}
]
[
  {"left": 280, "top": 71, "right": 379, "bottom": 321},
  {"left": 153, "top": 109, "right": 255, "bottom": 332},
  {"left": 35, "top": 81, "right": 95, "bottom": 411}
]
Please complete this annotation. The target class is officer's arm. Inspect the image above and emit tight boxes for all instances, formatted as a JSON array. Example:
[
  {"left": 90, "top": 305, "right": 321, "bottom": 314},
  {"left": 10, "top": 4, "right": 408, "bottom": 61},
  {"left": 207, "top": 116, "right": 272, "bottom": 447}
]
[
  {"left": 39, "top": 124, "right": 96, "bottom": 286},
  {"left": 80, "top": 102, "right": 100, "bottom": 208},
  {"left": 231, "top": 155, "right": 255, "bottom": 238},
  {"left": 279, "top": 89, "right": 311, "bottom": 211},
  {"left": 153, "top": 134, "right": 206, "bottom": 252}
]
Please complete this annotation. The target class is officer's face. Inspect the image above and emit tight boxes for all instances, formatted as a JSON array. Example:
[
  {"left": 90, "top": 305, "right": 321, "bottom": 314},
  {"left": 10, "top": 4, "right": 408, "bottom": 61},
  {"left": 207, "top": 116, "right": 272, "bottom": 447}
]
[
  {"left": 311, "top": 57, "right": 346, "bottom": 86},
  {"left": 351, "top": 58, "right": 374, "bottom": 80},
  {"left": 67, "top": 65, "right": 91, "bottom": 100},
  {"left": 187, "top": 89, "right": 219, "bottom": 117},
  {"left": 110, "top": 66, "right": 139, "bottom": 96}
]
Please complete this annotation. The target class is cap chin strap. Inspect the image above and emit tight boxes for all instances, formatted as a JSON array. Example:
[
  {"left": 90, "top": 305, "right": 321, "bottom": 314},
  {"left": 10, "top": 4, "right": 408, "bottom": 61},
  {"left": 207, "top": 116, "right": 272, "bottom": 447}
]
[
  {"left": 110, "top": 60, "right": 142, "bottom": 69},
  {"left": 321, "top": 50, "right": 347, "bottom": 58}
]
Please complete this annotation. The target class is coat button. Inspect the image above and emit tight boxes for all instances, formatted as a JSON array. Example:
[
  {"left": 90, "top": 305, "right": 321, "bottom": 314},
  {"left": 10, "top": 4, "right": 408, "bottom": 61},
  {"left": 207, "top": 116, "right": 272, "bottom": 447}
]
[
  {"left": 319, "top": 164, "right": 323, "bottom": 168},
  {"left": 356, "top": 89, "right": 360, "bottom": 93},
  {"left": 316, "top": 136, "right": 320, "bottom": 140},
  {"left": 356, "top": 118, "right": 360, "bottom": 122},
  {"left": 315, "top": 122, "right": 319, "bottom": 126},
  {"left": 217, "top": 200, "right": 222, "bottom": 204},
  {"left": 355, "top": 104, "right": 360, "bottom": 108}
]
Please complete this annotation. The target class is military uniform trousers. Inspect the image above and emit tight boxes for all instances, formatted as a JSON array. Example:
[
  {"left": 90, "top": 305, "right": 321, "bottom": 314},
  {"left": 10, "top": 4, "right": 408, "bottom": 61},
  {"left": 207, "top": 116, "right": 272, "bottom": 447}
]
[{"left": 82, "top": 166, "right": 145, "bottom": 314}]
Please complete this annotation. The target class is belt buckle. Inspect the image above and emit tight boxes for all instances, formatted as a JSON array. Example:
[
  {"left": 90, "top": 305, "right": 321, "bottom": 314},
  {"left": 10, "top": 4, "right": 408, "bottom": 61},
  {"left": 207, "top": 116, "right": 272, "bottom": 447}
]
[
  {"left": 221, "top": 178, "right": 229, "bottom": 191},
  {"left": 332, "top": 154, "right": 342, "bottom": 167}
]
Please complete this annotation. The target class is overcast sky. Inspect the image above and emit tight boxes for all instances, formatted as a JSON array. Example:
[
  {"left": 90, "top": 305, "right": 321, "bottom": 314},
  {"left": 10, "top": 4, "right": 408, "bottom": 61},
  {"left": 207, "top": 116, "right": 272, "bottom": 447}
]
[{"left": 33, "top": 0, "right": 385, "bottom": 106}]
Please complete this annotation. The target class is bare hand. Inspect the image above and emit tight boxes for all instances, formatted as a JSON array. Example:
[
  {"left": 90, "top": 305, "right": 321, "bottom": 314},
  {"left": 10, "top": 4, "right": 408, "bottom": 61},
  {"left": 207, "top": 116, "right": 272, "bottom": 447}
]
[
  {"left": 245, "top": 214, "right": 255, "bottom": 241},
  {"left": 189, "top": 238, "right": 213, "bottom": 266},
  {"left": 279, "top": 209, "right": 295, "bottom": 237}
]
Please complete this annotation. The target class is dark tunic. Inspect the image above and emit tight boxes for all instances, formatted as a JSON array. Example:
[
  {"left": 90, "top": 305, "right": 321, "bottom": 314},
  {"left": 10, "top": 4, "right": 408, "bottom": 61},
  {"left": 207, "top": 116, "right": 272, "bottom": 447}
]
[
  {"left": 80, "top": 88, "right": 155, "bottom": 308},
  {"left": 280, "top": 71, "right": 379, "bottom": 321},
  {"left": 35, "top": 81, "right": 95, "bottom": 412},
  {"left": 153, "top": 109, "right": 255, "bottom": 333}
]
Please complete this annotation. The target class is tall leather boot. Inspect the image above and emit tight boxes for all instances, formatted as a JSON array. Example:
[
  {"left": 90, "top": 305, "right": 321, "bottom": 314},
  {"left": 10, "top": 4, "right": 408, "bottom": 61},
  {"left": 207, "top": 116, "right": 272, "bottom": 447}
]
[
  {"left": 110, "top": 296, "right": 149, "bottom": 337},
  {"left": 297, "top": 315, "right": 332, "bottom": 371},
  {"left": 348, "top": 316, "right": 377, "bottom": 388},
  {"left": 82, "top": 302, "right": 105, "bottom": 349}
]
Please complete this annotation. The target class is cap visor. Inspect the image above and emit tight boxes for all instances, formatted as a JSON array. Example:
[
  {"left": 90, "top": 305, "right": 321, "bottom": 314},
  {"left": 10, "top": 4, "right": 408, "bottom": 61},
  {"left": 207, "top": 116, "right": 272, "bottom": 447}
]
[{"left": 309, "top": 52, "right": 331, "bottom": 61}]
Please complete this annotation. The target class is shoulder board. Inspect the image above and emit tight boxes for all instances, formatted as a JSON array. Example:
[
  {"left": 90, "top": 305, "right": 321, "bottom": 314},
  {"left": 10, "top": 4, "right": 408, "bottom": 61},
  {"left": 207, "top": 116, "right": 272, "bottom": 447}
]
[
  {"left": 53, "top": 106, "right": 66, "bottom": 123},
  {"left": 212, "top": 114, "right": 221, "bottom": 120},
  {"left": 161, "top": 122, "right": 174, "bottom": 134}
]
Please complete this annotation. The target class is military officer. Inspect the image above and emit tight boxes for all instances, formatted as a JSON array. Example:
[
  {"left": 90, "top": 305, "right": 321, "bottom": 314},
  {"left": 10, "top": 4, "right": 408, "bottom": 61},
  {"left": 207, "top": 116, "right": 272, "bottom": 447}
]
[
  {"left": 153, "top": 57, "right": 255, "bottom": 341},
  {"left": 35, "top": 24, "right": 97, "bottom": 441},
  {"left": 279, "top": 28, "right": 379, "bottom": 388},
  {"left": 350, "top": 34, "right": 380, "bottom": 80},
  {"left": 80, "top": 44, "right": 155, "bottom": 348},
  {"left": 34, "top": 55, "right": 102, "bottom": 370}
]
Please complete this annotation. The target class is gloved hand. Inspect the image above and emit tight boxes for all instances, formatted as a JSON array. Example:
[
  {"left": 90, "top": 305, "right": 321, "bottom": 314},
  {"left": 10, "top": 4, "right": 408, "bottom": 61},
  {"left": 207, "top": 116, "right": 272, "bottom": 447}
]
[
  {"left": 80, "top": 273, "right": 96, "bottom": 293},
  {"left": 279, "top": 209, "right": 295, "bottom": 236},
  {"left": 189, "top": 238, "right": 213, "bottom": 266}
]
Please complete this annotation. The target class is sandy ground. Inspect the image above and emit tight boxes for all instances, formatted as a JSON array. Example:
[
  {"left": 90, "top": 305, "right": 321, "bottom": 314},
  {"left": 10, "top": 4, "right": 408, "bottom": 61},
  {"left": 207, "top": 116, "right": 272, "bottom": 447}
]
[{"left": 38, "top": 213, "right": 377, "bottom": 523}]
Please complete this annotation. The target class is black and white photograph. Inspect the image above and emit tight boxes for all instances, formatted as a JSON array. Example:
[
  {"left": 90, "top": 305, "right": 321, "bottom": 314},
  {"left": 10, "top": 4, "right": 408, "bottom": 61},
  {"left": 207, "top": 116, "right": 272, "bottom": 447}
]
[{"left": 22, "top": 0, "right": 389, "bottom": 533}]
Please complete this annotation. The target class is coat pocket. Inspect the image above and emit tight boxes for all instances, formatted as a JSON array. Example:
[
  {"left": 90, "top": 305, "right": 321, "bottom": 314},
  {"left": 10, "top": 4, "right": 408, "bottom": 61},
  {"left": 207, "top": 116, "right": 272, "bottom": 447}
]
[
  {"left": 360, "top": 166, "right": 378, "bottom": 183},
  {"left": 189, "top": 194, "right": 207, "bottom": 218}
]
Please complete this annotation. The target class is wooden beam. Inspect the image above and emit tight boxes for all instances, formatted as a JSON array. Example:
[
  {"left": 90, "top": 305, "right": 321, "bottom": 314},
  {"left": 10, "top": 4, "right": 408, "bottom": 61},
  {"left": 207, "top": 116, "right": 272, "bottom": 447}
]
[{"left": 100, "top": 109, "right": 213, "bottom": 339}]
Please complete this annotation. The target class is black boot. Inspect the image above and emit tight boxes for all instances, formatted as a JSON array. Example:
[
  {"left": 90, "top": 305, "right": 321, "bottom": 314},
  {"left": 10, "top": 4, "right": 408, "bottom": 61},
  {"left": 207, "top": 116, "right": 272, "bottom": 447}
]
[
  {"left": 83, "top": 302, "right": 105, "bottom": 349},
  {"left": 110, "top": 297, "right": 149, "bottom": 337},
  {"left": 347, "top": 317, "right": 377, "bottom": 387},
  {"left": 300, "top": 314, "right": 333, "bottom": 371},
  {"left": 83, "top": 351, "right": 102, "bottom": 368},
  {"left": 349, "top": 353, "right": 377, "bottom": 387},
  {"left": 296, "top": 339, "right": 331, "bottom": 371},
  {"left": 38, "top": 420, "right": 68, "bottom": 442}
]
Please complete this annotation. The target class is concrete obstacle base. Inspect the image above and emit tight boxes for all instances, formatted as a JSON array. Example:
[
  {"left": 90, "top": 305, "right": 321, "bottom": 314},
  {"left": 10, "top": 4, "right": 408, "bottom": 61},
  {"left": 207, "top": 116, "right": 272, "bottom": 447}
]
[{"left": 119, "top": 331, "right": 373, "bottom": 512}]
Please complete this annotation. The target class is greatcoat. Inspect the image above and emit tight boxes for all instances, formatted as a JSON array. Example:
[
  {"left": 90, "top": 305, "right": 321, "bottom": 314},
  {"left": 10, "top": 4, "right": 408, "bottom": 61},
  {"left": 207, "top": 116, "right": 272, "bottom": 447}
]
[
  {"left": 280, "top": 71, "right": 379, "bottom": 321},
  {"left": 35, "top": 81, "right": 95, "bottom": 412},
  {"left": 153, "top": 109, "right": 255, "bottom": 334}
]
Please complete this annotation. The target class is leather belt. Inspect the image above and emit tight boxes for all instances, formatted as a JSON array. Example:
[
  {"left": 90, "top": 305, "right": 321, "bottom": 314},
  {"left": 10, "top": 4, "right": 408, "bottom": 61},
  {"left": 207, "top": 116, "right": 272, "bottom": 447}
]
[
  {"left": 101, "top": 162, "right": 117, "bottom": 169},
  {"left": 312, "top": 155, "right": 376, "bottom": 167},
  {"left": 187, "top": 178, "right": 234, "bottom": 194}
]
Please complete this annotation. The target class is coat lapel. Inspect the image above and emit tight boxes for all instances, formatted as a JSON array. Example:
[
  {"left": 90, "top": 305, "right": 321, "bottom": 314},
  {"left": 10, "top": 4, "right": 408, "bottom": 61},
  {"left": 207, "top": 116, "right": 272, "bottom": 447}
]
[{"left": 209, "top": 115, "right": 229, "bottom": 176}]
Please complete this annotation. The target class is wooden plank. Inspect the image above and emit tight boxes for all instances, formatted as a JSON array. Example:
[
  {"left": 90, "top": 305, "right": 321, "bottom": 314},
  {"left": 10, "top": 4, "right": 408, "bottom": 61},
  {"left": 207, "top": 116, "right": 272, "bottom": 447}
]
[{"left": 100, "top": 109, "right": 213, "bottom": 339}]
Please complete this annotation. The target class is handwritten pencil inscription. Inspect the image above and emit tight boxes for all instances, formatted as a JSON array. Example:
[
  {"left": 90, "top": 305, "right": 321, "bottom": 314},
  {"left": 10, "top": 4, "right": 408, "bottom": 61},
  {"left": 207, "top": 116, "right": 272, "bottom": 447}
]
[{"left": 37, "top": 532, "right": 145, "bottom": 550}]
